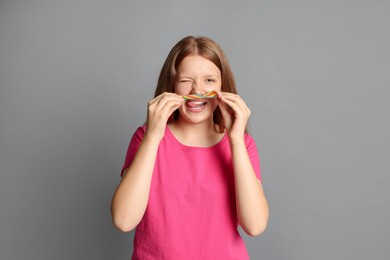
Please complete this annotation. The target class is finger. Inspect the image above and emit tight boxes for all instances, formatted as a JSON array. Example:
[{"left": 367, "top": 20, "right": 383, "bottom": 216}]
[
  {"left": 218, "top": 96, "right": 240, "bottom": 116},
  {"left": 216, "top": 92, "right": 234, "bottom": 113},
  {"left": 217, "top": 99, "right": 231, "bottom": 119},
  {"left": 155, "top": 93, "right": 183, "bottom": 112},
  {"left": 216, "top": 97, "right": 234, "bottom": 129},
  {"left": 148, "top": 93, "right": 168, "bottom": 107},
  {"left": 154, "top": 99, "right": 182, "bottom": 121},
  {"left": 218, "top": 92, "right": 246, "bottom": 105},
  {"left": 218, "top": 92, "right": 250, "bottom": 116},
  {"left": 148, "top": 95, "right": 182, "bottom": 122},
  {"left": 149, "top": 92, "right": 182, "bottom": 106}
]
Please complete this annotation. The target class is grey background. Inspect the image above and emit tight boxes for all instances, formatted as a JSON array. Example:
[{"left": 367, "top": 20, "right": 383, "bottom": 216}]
[{"left": 0, "top": 0, "right": 389, "bottom": 259}]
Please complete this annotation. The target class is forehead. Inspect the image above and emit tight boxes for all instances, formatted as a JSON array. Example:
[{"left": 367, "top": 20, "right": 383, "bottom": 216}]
[{"left": 177, "top": 55, "right": 221, "bottom": 76}]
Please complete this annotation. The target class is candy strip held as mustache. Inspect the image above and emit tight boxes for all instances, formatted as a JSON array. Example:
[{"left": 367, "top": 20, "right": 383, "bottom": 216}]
[{"left": 182, "top": 90, "right": 218, "bottom": 101}]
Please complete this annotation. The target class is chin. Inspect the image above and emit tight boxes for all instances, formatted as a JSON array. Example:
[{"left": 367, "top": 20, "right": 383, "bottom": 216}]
[{"left": 178, "top": 106, "right": 215, "bottom": 125}]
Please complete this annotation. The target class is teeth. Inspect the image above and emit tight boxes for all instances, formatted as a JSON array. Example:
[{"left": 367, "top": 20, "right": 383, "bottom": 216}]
[{"left": 189, "top": 101, "right": 205, "bottom": 105}]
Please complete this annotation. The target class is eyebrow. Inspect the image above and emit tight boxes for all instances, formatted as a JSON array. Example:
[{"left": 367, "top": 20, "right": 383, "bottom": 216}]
[
  {"left": 177, "top": 75, "right": 193, "bottom": 79},
  {"left": 177, "top": 74, "right": 219, "bottom": 79}
]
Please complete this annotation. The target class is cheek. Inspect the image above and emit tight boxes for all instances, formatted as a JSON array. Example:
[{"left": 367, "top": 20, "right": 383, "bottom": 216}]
[
  {"left": 174, "top": 83, "right": 193, "bottom": 95},
  {"left": 210, "top": 99, "right": 218, "bottom": 108},
  {"left": 203, "top": 85, "right": 221, "bottom": 94},
  {"left": 212, "top": 82, "right": 222, "bottom": 92}
]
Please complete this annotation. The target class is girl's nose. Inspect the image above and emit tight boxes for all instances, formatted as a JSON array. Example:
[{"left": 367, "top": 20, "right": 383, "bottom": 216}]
[{"left": 192, "top": 81, "right": 205, "bottom": 94}]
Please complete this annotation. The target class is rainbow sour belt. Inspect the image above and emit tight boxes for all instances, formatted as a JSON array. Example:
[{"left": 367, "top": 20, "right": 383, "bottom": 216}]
[{"left": 182, "top": 90, "right": 218, "bottom": 101}]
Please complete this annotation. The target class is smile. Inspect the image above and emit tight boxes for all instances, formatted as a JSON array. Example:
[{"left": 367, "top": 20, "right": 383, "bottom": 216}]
[
  {"left": 185, "top": 100, "right": 208, "bottom": 111},
  {"left": 186, "top": 101, "right": 206, "bottom": 107}
]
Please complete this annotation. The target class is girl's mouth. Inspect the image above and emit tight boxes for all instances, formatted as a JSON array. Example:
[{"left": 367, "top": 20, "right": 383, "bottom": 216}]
[
  {"left": 181, "top": 90, "right": 217, "bottom": 112},
  {"left": 185, "top": 100, "right": 207, "bottom": 111},
  {"left": 186, "top": 100, "right": 207, "bottom": 108}
]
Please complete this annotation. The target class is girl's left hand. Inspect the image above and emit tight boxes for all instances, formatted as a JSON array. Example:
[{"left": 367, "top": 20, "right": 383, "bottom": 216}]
[{"left": 217, "top": 92, "right": 251, "bottom": 140}]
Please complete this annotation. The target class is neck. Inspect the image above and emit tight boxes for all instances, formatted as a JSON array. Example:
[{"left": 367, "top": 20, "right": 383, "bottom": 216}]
[
  {"left": 175, "top": 118, "right": 215, "bottom": 136},
  {"left": 169, "top": 118, "right": 224, "bottom": 147}
]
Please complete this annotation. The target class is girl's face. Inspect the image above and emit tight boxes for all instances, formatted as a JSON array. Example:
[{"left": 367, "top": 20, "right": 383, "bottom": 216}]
[{"left": 174, "top": 55, "right": 222, "bottom": 125}]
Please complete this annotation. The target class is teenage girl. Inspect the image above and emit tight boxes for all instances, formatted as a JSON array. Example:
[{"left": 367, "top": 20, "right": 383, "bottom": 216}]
[{"left": 111, "top": 36, "right": 269, "bottom": 260}]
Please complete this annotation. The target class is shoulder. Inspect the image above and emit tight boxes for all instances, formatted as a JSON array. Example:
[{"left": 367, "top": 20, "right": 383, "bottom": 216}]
[
  {"left": 126, "top": 125, "right": 147, "bottom": 148},
  {"left": 137, "top": 125, "right": 147, "bottom": 134},
  {"left": 244, "top": 133, "right": 256, "bottom": 146},
  {"left": 132, "top": 125, "right": 147, "bottom": 138},
  {"left": 243, "top": 133, "right": 260, "bottom": 157}
]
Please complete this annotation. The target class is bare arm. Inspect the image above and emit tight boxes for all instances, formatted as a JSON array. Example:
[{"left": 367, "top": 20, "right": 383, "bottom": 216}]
[
  {"left": 230, "top": 137, "right": 269, "bottom": 236},
  {"left": 110, "top": 135, "right": 160, "bottom": 232},
  {"left": 110, "top": 93, "right": 184, "bottom": 232},
  {"left": 217, "top": 92, "right": 269, "bottom": 236}
]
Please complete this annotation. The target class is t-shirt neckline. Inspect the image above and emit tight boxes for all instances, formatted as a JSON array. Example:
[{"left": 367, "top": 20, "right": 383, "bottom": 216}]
[{"left": 165, "top": 126, "right": 228, "bottom": 151}]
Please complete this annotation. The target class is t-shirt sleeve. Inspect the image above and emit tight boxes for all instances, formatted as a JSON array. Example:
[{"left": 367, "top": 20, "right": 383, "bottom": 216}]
[
  {"left": 244, "top": 133, "right": 262, "bottom": 183},
  {"left": 120, "top": 126, "right": 146, "bottom": 177}
]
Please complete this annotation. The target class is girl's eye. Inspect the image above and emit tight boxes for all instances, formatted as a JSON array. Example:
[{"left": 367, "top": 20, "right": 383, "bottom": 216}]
[
  {"left": 206, "top": 79, "right": 215, "bottom": 83},
  {"left": 179, "top": 80, "right": 192, "bottom": 84}
]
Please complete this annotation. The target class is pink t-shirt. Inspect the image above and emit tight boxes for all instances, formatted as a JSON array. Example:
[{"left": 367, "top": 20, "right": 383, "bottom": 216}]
[{"left": 121, "top": 125, "right": 262, "bottom": 260}]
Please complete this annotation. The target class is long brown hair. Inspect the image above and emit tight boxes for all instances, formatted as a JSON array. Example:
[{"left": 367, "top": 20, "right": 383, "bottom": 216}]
[{"left": 154, "top": 36, "right": 238, "bottom": 132}]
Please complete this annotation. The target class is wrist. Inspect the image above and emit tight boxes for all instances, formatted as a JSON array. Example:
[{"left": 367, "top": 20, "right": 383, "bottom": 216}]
[
  {"left": 143, "top": 131, "right": 163, "bottom": 145},
  {"left": 228, "top": 134, "right": 245, "bottom": 146}
]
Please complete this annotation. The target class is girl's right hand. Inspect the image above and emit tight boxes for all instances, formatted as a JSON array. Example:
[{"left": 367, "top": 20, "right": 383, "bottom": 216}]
[{"left": 145, "top": 92, "right": 184, "bottom": 142}]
